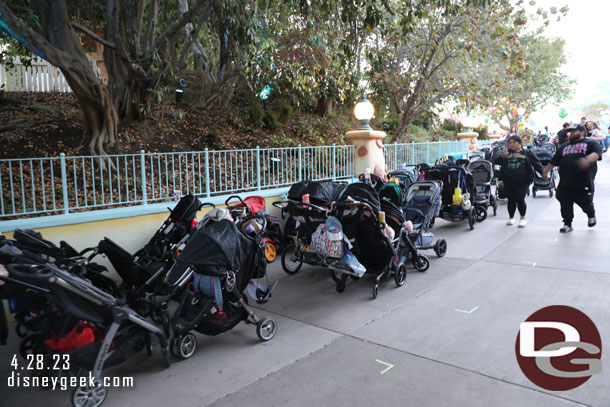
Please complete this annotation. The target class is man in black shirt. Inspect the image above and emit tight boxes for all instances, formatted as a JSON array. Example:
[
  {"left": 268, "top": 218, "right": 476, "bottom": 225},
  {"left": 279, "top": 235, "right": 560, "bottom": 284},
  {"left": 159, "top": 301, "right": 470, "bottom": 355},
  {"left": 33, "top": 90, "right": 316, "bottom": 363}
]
[{"left": 543, "top": 124, "right": 602, "bottom": 232}]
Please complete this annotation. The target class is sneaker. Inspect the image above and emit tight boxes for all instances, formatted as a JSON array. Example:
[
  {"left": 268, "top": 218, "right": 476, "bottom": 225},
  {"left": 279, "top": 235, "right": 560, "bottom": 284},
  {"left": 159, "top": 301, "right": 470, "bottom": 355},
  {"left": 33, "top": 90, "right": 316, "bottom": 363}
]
[
  {"left": 559, "top": 224, "right": 573, "bottom": 233},
  {"left": 588, "top": 217, "right": 597, "bottom": 227},
  {"left": 518, "top": 219, "right": 527, "bottom": 228},
  {"left": 506, "top": 219, "right": 515, "bottom": 226},
  {"left": 208, "top": 310, "right": 229, "bottom": 325}
]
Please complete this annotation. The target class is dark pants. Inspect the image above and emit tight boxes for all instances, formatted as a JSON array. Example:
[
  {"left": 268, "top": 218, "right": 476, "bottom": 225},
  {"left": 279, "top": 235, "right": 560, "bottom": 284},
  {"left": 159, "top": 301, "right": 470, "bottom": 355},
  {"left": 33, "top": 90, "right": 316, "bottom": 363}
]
[
  {"left": 556, "top": 186, "right": 595, "bottom": 226},
  {"left": 505, "top": 182, "right": 529, "bottom": 217}
]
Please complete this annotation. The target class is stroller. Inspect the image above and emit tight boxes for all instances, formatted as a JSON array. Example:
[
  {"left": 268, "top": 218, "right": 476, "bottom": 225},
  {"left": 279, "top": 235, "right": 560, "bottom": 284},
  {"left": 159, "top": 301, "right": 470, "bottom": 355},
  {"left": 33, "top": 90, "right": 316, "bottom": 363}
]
[
  {"left": 278, "top": 180, "right": 347, "bottom": 276},
  {"left": 402, "top": 181, "right": 447, "bottom": 258},
  {"left": 94, "top": 196, "right": 209, "bottom": 318},
  {"left": 425, "top": 165, "right": 477, "bottom": 230},
  {"left": 336, "top": 182, "right": 429, "bottom": 298},
  {"left": 530, "top": 142, "right": 557, "bottom": 198},
  {"left": 0, "top": 243, "right": 170, "bottom": 407},
  {"left": 224, "top": 195, "right": 286, "bottom": 263},
  {"left": 466, "top": 160, "right": 497, "bottom": 221},
  {"left": 168, "top": 216, "right": 278, "bottom": 358}
]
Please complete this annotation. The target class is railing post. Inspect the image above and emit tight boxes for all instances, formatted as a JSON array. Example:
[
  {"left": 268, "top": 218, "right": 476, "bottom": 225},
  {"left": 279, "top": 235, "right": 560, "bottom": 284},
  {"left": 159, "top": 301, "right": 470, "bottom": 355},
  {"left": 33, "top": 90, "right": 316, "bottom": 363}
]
[
  {"left": 411, "top": 141, "right": 415, "bottom": 163},
  {"left": 298, "top": 144, "right": 303, "bottom": 181},
  {"left": 60, "top": 153, "right": 69, "bottom": 214},
  {"left": 205, "top": 148, "right": 210, "bottom": 197},
  {"left": 393, "top": 142, "right": 397, "bottom": 169},
  {"left": 140, "top": 149, "right": 147, "bottom": 205},
  {"left": 332, "top": 144, "right": 336, "bottom": 181},
  {"left": 426, "top": 142, "right": 430, "bottom": 163},
  {"left": 256, "top": 146, "right": 261, "bottom": 191}
]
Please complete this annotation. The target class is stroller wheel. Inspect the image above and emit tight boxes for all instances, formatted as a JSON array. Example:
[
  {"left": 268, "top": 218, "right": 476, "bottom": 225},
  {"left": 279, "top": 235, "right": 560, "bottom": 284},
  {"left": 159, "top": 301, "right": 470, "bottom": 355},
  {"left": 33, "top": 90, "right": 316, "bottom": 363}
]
[
  {"left": 281, "top": 244, "right": 303, "bottom": 275},
  {"left": 264, "top": 242, "right": 277, "bottom": 262},
  {"left": 176, "top": 333, "right": 197, "bottom": 359},
  {"left": 72, "top": 377, "right": 106, "bottom": 407},
  {"left": 256, "top": 317, "right": 278, "bottom": 341},
  {"left": 414, "top": 255, "right": 430, "bottom": 272},
  {"left": 394, "top": 263, "right": 407, "bottom": 287},
  {"left": 492, "top": 197, "right": 498, "bottom": 216},
  {"left": 329, "top": 269, "right": 339, "bottom": 282},
  {"left": 468, "top": 208, "right": 476, "bottom": 230},
  {"left": 15, "top": 322, "right": 28, "bottom": 339},
  {"left": 532, "top": 188, "right": 537, "bottom": 198},
  {"left": 336, "top": 274, "right": 348, "bottom": 293},
  {"left": 475, "top": 206, "right": 487, "bottom": 222},
  {"left": 434, "top": 239, "right": 448, "bottom": 258},
  {"left": 19, "top": 333, "right": 45, "bottom": 359},
  {"left": 372, "top": 283, "right": 379, "bottom": 298},
  {"left": 549, "top": 189, "right": 554, "bottom": 198}
]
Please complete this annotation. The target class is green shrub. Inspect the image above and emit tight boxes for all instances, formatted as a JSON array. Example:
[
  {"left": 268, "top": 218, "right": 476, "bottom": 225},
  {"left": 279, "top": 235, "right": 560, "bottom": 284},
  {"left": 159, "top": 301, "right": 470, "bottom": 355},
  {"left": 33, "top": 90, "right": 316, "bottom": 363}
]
[
  {"left": 263, "top": 110, "right": 281, "bottom": 130},
  {"left": 381, "top": 114, "right": 401, "bottom": 134},
  {"left": 441, "top": 119, "right": 463, "bottom": 133},
  {"left": 406, "top": 124, "right": 430, "bottom": 142},
  {"left": 247, "top": 102, "right": 265, "bottom": 126},
  {"left": 272, "top": 98, "right": 295, "bottom": 123},
  {"left": 474, "top": 125, "right": 489, "bottom": 140}
]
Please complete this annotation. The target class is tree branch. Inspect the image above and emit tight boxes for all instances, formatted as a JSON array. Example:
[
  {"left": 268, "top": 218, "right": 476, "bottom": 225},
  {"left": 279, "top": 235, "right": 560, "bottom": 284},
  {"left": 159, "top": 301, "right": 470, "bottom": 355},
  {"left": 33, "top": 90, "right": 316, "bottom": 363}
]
[
  {"left": 70, "top": 22, "right": 116, "bottom": 50},
  {"left": 152, "top": 0, "right": 210, "bottom": 52}
]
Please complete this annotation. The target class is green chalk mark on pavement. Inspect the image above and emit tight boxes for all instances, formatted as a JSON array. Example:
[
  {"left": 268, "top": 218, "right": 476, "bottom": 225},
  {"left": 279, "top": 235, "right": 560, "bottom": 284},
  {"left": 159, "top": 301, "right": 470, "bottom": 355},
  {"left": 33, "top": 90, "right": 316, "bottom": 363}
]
[
  {"left": 454, "top": 306, "right": 478, "bottom": 314},
  {"left": 375, "top": 359, "right": 395, "bottom": 374}
]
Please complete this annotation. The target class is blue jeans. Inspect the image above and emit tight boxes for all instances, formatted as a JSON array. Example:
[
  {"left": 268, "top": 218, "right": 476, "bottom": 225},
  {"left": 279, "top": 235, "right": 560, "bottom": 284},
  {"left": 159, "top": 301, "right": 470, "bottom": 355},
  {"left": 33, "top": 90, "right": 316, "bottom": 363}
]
[
  {"left": 193, "top": 273, "right": 223, "bottom": 308},
  {"left": 603, "top": 137, "right": 610, "bottom": 151}
]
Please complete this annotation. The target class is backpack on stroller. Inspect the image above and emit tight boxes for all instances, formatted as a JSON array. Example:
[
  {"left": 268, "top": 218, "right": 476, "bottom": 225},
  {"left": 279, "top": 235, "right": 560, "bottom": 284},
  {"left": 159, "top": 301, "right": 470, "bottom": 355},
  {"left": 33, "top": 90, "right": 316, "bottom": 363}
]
[
  {"left": 425, "top": 165, "right": 478, "bottom": 230},
  {"left": 530, "top": 142, "right": 557, "bottom": 198},
  {"left": 0, "top": 243, "right": 170, "bottom": 407},
  {"left": 466, "top": 160, "right": 497, "bottom": 221},
  {"left": 335, "top": 182, "right": 430, "bottom": 298},
  {"left": 402, "top": 181, "right": 447, "bottom": 258},
  {"left": 168, "top": 217, "right": 278, "bottom": 359}
]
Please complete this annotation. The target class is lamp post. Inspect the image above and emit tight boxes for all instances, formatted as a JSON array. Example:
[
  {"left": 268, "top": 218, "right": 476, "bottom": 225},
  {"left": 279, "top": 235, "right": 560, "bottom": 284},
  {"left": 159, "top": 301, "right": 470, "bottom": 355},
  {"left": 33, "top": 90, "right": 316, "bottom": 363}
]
[
  {"left": 345, "top": 96, "right": 387, "bottom": 178},
  {"left": 457, "top": 113, "right": 479, "bottom": 154}
]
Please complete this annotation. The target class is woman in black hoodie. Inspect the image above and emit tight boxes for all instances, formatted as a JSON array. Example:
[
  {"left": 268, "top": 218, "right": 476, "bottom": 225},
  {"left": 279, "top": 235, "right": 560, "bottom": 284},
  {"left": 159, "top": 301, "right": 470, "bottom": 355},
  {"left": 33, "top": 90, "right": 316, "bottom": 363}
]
[{"left": 494, "top": 135, "right": 543, "bottom": 228}]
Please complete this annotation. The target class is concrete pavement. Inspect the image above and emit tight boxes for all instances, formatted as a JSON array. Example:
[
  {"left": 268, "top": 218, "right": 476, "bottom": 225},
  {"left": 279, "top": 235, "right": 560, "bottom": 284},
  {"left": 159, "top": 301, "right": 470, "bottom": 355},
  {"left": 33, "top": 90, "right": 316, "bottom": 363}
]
[{"left": 2, "top": 159, "right": 609, "bottom": 407}]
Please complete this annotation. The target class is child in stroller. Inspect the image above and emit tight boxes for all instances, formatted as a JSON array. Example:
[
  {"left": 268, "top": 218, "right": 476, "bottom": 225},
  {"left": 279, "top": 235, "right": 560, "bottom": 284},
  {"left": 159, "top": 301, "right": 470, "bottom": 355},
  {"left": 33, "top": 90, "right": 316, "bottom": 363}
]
[
  {"left": 466, "top": 159, "right": 498, "bottom": 221},
  {"left": 0, "top": 242, "right": 170, "bottom": 407},
  {"left": 168, "top": 216, "right": 278, "bottom": 359},
  {"left": 530, "top": 142, "right": 557, "bottom": 198}
]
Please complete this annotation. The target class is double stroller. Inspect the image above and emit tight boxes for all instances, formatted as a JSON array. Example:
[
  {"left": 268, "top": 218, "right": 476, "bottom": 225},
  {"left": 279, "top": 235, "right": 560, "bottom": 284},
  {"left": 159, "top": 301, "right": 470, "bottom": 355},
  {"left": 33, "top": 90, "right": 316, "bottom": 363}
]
[
  {"left": 466, "top": 160, "right": 497, "bottom": 221},
  {"left": 335, "top": 182, "right": 429, "bottom": 298},
  {"left": 425, "top": 164, "right": 477, "bottom": 230},
  {"left": 530, "top": 142, "right": 557, "bottom": 198},
  {"left": 169, "top": 216, "right": 278, "bottom": 358},
  {"left": 0, "top": 242, "right": 169, "bottom": 407}
]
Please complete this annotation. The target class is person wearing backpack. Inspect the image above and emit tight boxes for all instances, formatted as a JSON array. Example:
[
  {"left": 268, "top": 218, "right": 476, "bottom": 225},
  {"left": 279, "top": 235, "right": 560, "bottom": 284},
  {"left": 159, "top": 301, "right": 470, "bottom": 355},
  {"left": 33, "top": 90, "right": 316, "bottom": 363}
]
[{"left": 494, "top": 135, "right": 543, "bottom": 228}]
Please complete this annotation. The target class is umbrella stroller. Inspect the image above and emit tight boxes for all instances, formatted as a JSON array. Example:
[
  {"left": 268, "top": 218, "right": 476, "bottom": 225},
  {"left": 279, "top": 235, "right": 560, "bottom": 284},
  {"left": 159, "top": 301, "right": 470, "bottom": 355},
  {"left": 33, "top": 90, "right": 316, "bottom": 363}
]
[
  {"left": 335, "top": 182, "right": 429, "bottom": 298},
  {"left": 466, "top": 160, "right": 497, "bottom": 221},
  {"left": 169, "top": 217, "right": 278, "bottom": 359},
  {"left": 0, "top": 244, "right": 170, "bottom": 407},
  {"left": 402, "top": 181, "right": 447, "bottom": 258},
  {"left": 425, "top": 165, "right": 477, "bottom": 230},
  {"left": 530, "top": 142, "right": 557, "bottom": 198}
]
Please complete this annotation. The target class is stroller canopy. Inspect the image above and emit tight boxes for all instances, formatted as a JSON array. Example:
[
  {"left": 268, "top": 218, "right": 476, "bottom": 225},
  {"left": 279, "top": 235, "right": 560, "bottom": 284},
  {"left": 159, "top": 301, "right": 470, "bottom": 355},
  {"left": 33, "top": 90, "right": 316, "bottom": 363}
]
[
  {"left": 170, "top": 195, "right": 201, "bottom": 222},
  {"left": 466, "top": 160, "right": 493, "bottom": 183},
  {"left": 177, "top": 219, "right": 254, "bottom": 276},
  {"left": 379, "top": 183, "right": 404, "bottom": 208},
  {"left": 304, "top": 180, "right": 347, "bottom": 205},
  {"left": 532, "top": 142, "right": 556, "bottom": 158},
  {"left": 338, "top": 182, "right": 380, "bottom": 214}
]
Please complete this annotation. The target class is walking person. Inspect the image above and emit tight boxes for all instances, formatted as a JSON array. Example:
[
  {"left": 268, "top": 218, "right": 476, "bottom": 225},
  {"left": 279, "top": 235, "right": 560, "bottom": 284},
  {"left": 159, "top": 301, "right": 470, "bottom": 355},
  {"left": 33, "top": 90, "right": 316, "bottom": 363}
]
[
  {"left": 542, "top": 124, "right": 602, "bottom": 232},
  {"left": 585, "top": 121, "right": 606, "bottom": 150},
  {"left": 494, "top": 135, "right": 543, "bottom": 227}
]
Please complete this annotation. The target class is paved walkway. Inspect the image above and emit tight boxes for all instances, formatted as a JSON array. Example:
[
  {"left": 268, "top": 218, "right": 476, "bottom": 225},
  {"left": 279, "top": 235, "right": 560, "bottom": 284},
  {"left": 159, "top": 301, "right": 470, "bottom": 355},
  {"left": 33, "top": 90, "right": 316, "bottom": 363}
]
[{"left": 2, "top": 160, "right": 610, "bottom": 407}]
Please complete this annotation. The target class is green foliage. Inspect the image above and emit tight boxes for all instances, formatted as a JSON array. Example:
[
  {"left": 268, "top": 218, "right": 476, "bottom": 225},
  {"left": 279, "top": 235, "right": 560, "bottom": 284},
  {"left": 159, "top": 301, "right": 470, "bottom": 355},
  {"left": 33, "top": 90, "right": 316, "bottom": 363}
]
[
  {"left": 473, "top": 125, "right": 489, "bottom": 140},
  {"left": 247, "top": 102, "right": 265, "bottom": 127},
  {"left": 441, "top": 119, "right": 464, "bottom": 134},
  {"left": 263, "top": 110, "right": 281, "bottom": 130},
  {"left": 271, "top": 98, "right": 295, "bottom": 123},
  {"left": 405, "top": 124, "right": 430, "bottom": 143}
]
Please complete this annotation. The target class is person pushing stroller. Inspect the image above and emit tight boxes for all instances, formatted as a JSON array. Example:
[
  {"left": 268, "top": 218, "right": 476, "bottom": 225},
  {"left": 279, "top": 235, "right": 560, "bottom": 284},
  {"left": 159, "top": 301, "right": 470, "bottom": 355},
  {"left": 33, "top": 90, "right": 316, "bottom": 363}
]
[{"left": 494, "top": 135, "right": 543, "bottom": 227}]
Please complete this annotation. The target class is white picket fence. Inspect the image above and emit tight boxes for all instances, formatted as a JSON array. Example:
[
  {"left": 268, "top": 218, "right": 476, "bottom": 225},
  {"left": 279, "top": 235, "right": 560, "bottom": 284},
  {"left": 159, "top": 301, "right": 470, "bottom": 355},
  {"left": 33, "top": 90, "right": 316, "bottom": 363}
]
[{"left": 0, "top": 56, "right": 103, "bottom": 93}]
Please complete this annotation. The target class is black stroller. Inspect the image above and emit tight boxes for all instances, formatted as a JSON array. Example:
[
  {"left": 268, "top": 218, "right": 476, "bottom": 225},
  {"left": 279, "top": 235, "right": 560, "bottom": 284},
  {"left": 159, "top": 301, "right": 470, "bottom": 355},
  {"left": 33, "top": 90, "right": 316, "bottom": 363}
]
[
  {"left": 466, "top": 160, "right": 497, "bottom": 221},
  {"left": 425, "top": 165, "right": 477, "bottom": 230},
  {"left": 0, "top": 244, "right": 170, "bottom": 407},
  {"left": 167, "top": 217, "right": 277, "bottom": 359},
  {"left": 402, "top": 181, "right": 447, "bottom": 258},
  {"left": 530, "top": 142, "right": 557, "bottom": 198},
  {"left": 336, "top": 182, "right": 429, "bottom": 298},
  {"left": 278, "top": 180, "right": 347, "bottom": 276}
]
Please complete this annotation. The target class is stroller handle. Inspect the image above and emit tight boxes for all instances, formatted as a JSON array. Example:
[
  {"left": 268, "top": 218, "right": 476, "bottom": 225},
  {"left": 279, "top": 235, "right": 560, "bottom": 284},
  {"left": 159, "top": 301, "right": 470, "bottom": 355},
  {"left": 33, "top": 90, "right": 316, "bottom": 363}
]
[
  {"left": 199, "top": 202, "right": 216, "bottom": 210},
  {"left": 3, "top": 264, "right": 53, "bottom": 291},
  {"left": 225, "top": 195, "right": 248, "bottom": 209},
  {"left": 272, "top": 199, "right": 329, "bottom": 213},
  {"left": 335, "top": 200, "right": 374, "bottom": 214}
]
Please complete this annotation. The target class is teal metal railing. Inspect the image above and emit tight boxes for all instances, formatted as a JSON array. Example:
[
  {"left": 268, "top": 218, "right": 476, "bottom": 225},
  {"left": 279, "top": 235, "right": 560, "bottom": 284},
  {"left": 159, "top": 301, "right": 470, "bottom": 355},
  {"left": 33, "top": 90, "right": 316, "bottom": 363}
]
[{"left": 1, "top": 141, "right": 468, "bottom": 219}]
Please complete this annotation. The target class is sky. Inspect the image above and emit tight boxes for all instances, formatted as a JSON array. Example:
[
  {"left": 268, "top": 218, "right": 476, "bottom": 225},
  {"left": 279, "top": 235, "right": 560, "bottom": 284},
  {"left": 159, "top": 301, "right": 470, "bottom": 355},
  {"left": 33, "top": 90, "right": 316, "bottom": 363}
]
[{"left": 526, "top": 0, "right": 610, "bottom": 130}]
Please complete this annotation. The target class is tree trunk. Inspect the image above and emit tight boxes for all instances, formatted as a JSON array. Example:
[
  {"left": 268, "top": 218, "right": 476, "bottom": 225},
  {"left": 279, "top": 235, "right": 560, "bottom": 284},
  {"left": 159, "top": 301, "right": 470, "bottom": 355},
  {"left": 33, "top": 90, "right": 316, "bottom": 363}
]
[
  {"left": 393, "top": 111, "right": 416, "bottom": 143},
  {"left": 316, "top": 96, "right": 333, "bottom": 117},
  {"left": 0, "top": 1, "right": 119, "bottom": 157}
]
